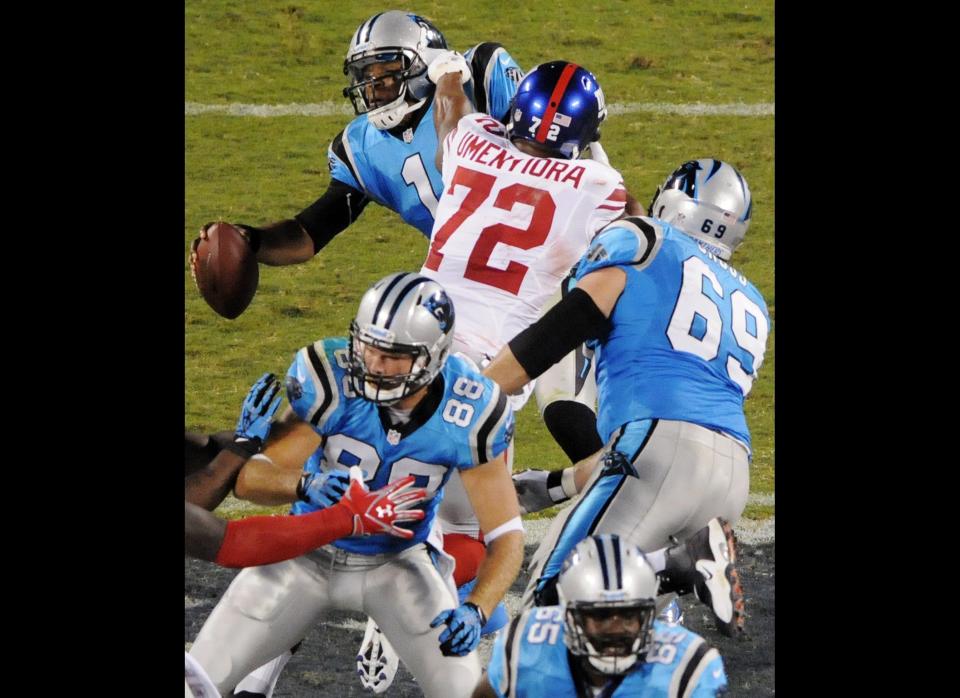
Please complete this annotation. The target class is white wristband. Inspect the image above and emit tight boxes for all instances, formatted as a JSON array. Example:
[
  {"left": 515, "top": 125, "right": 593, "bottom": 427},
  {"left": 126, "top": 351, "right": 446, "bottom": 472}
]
[
  {"left": 248, "top": 453, "right": 275, "bottom": 465},
  {"left": 560, "top": 467, "right": 579, "bottom": 499},
  {"left": 485, "top": 516, "right": 523, "bottom": 544}
]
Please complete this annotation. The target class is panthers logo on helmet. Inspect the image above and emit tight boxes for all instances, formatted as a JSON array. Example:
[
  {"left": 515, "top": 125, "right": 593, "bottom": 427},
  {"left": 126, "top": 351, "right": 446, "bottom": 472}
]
[
  {"left": 421, "top": 290, "right": 454, "bottom": 332},
  {"left": 407, "top": 14, "right": 447, "bottom": 49},
  {"left": 665, "top": 160, "right": 703, "bottom": 199}
]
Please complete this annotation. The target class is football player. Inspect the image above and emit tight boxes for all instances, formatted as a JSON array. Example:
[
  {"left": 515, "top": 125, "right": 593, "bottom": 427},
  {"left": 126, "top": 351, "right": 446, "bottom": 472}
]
[
  {"left": 188, "top": 16, "right": 525, "bottom": 691},
  {"left": 484, "top": 159, "right": 769, "bottom": 637},
  {"left": 188, "top": 273, "right": 523, "bottom": 697},
  {"left": 474, "top": 535, "right": 727, "bottom": 697},
  {"left": 188, "top": 11, "right": 522, "bottom": 269},
  {"left": 185, "top": 374, "right": 428, "bottom": 698},
  {"left": 416, "top": 50, "right": 644, "bottom": 629}
]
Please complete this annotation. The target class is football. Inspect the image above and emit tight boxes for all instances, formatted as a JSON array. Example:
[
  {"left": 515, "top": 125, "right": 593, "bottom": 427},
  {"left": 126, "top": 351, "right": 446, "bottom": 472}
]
[{"left": 194, "top": 222, "right": 259, "bottom": 319}]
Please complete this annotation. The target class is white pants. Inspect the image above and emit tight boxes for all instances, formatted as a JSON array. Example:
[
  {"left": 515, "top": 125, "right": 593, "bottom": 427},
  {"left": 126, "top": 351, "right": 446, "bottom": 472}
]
[{"left": 188, "top": 543, "right": 480, "bottom": 697}]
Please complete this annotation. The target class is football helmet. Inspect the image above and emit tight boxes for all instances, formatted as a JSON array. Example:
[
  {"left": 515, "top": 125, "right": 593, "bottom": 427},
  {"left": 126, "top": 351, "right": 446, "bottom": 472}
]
[
  {"left": 557, "top": 534, "right": 658, "bottom": 676},
  {"left": 348, "top": 272, "right": 455, "bottom": 404},
  {"left": 343, "top": 11, "right": 449, "bottom": 130},
  {"left": 648, "top": 158, "right": 753, "bottom": 260},
  {"left": 505, "top": 61, "right": 607, "bottom": 159}
]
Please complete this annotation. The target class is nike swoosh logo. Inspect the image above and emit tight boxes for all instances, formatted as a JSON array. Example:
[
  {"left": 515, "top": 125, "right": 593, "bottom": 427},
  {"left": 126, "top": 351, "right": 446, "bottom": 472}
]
[{"left": 696, "top": 560, "right": 715, "bottom": 581}]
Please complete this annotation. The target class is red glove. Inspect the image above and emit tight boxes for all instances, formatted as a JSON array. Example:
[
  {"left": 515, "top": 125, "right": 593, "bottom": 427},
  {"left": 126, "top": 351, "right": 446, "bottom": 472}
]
[{"left": 340, "top": 467, "right": 428, "bottom": 539}]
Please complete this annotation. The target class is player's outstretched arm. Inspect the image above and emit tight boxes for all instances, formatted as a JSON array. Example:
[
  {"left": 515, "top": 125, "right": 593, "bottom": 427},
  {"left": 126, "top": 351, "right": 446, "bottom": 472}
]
[
  {"left": 185, "top": 372, "right": 283, "bottom": 510},
  {"left": 234, "top": 407, "right": 323, "bottom": 505},
  {"left": 484, "top": 267, "right": 627, "bottom": 392},
  {"left": 429, "top": 50, "right": 474, "bottom": 170},
  {"left": 186, "top": 471, "right": 427, "bottom": 568},
  {"left": 512, "top": 447, "right": 605, "bottom": 514},
  {"left": 190, "top": 218, "right": 315, "bottom": 273}
]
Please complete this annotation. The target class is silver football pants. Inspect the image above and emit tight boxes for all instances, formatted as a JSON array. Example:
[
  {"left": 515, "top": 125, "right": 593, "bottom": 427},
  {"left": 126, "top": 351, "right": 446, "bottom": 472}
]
[
  {"left": 189, "top": 543, "right": 481, "bottom": 697},
  {"left": 523, "top": 418, "right": 750, "bottom": 605}
]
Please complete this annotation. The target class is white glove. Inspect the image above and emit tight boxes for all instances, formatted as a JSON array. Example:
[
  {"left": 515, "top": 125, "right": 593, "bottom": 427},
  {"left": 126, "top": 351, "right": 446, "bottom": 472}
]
[{"left": 427, "top": 50, "right": 471, "bottom": 85}]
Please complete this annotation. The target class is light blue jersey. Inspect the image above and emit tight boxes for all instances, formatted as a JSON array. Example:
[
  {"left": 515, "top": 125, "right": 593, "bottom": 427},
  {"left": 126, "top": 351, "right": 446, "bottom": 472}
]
[
  {"left": 487, "top": 607, "right": 727, "bottom": 697},
  {"left": 284, "top": 338, "right": 514, "bottom": 555},
  {"left": 327, "top": 43, "right": 523, "bottom": 237},
  {"left": 575, "top": 217, "right": 770, "bottom": 451}
]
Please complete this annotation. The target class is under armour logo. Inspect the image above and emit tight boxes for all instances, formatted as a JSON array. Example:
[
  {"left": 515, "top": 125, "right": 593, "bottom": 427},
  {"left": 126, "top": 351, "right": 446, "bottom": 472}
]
[{"left": 376, "top": 504, "right": 393, "bottom": 518}]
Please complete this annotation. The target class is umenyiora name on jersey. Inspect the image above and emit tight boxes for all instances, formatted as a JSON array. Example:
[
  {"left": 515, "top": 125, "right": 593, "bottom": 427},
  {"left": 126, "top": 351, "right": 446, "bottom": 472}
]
[{"left": 453, "top": 115, "right": 588, "bottom": 188}]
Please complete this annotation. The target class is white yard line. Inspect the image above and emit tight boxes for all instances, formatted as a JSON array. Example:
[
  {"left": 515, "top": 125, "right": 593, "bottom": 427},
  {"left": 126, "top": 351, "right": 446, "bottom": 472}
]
[{"left": 184, "top": 101, "right": 774, "bottom": 118}]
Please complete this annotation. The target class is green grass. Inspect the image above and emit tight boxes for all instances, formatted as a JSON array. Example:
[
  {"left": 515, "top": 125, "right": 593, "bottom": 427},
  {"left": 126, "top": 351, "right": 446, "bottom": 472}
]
[{"left": 185, "top": 0, "right": 774, "bottom": 520}]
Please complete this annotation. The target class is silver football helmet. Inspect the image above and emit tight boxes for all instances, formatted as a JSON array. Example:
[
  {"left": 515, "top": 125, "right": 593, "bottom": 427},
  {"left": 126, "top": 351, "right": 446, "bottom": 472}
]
[
  {"left": 648, "top": 158, "right": 753, "bottom": 260},
  {"left": 343, "top": 11, "right": 449, "bottom": 130},
  {"left": 557, "top": 535, "right": 658, "bottom": 676},
  {"left": 348, "top": 272, "right": 455, "bottom": 404}
]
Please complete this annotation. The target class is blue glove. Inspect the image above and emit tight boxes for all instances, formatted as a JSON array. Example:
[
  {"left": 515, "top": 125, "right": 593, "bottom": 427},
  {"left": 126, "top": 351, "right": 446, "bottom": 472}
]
[
  {"left": 230, "top": 373, "right": 283, "bottom": 456},
  {"left": 430, "top": 602, "right": 485, "bottom": 656},
  {"left": 297, "top": 470, "right": 351, "bottom": 508}
]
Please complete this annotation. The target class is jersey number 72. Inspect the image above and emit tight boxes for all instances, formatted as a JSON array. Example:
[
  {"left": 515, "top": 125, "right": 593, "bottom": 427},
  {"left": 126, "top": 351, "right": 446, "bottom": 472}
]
[{"left": 423, "top": 165, "right": 555, "bottom": 295}]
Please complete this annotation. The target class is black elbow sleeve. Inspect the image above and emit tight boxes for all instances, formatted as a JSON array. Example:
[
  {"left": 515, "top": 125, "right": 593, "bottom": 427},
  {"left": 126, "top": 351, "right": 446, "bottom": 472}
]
[
  {"left": 508, "top": 288, "right": 611, "bottom": 379},
  {"left": 294, "top": 181, "right": 370, "bottom": 254}
]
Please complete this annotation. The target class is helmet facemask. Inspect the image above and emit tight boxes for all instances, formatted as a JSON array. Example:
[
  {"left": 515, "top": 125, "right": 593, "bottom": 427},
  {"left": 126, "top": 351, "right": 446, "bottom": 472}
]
[
  {"left": 347, "top": 321, "right": 439, "bottom": 404},
  {"left": 343, "top": 49, "right": 428, "bottom": 129},
  {"left": 342, "top": 12, "right": 449, "bottom": 130},
  {"left": 565, "top": 599, "right": 656, "bottom": 676}
]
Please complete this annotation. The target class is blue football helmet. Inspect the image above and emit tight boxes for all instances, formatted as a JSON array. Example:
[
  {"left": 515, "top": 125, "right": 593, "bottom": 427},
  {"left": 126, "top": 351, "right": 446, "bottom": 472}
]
[{"left": 505, "top": 61, "right": 607, "bottom": 159}]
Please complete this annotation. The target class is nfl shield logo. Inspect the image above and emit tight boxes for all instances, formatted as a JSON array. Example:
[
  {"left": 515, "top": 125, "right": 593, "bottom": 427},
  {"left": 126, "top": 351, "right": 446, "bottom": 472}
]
[{"left": 387, "top": 429, "right": 401, "bottom": 445}]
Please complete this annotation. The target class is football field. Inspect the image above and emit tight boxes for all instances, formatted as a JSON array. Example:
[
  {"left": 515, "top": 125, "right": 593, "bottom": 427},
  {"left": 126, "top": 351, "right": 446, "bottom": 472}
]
[{"left": 185, "top": 0, "right": 774, "bottom": 693}]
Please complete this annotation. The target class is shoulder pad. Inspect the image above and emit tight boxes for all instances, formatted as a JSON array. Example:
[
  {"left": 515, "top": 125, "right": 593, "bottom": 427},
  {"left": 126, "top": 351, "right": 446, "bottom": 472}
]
[
  {"left": 327, "top": 123, "right": 367, "bottom": 192},
  {"left": 576, "top": 216, "right": 665, "bottom": 279},
  {"left": 284, "top": 339, "right": 345, "bottom": 430},
  {"left": 443, "top": 356, "right": 514, "bottom": 466}
]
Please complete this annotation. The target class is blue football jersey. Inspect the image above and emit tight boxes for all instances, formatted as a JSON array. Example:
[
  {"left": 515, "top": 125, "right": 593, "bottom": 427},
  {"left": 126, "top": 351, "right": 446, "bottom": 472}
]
[
  {"left": 327, "top": 43, "right": 523, "bottom": 237},
  {"left": 284, "top": 338, "right": 514, "bottom": 554},
  {"left": 575, "top": 217, "right": 770, "bottom": 451},
  {"left": 487, "top": 607, "right": 727, "bottom": 697}
]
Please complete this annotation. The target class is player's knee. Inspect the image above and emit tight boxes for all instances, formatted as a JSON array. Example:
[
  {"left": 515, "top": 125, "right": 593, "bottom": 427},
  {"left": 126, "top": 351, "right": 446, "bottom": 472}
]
[
  {"left": 542, "top": 401, "right": 603, "bottom": 463},
  {"left": 420, "top": 657, "right": 481, "bottom": 698}
]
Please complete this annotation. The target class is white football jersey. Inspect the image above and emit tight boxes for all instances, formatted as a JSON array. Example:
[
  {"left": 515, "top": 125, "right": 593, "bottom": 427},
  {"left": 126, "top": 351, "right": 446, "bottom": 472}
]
[{"left": 420, "top": 113, "right": 627, "bottom": 361}]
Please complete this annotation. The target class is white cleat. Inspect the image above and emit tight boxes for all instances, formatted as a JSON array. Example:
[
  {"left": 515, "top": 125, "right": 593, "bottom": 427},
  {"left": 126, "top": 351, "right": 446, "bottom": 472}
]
[{"left": 356, "top": 618, "right": 399, "bottom": 694}]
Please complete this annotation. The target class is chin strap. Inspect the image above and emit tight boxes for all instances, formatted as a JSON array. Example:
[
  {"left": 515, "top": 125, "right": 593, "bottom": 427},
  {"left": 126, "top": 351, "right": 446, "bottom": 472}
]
[{"left": 368, "top": 96, "right": 426, "bottom": 130}]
